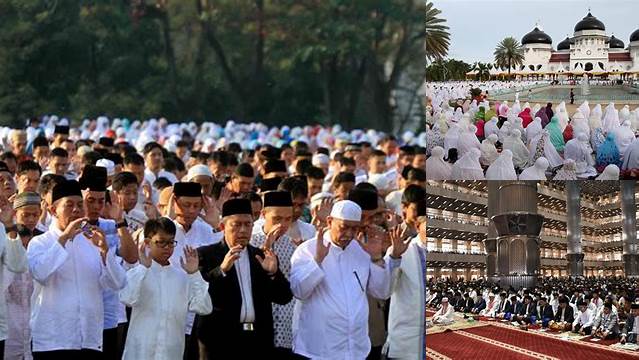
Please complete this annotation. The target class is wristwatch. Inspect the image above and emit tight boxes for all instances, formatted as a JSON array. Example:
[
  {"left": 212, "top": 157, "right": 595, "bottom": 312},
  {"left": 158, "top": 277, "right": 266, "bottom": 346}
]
[{"left": 116, "top": 220, "right": 128, "bottom": 229}]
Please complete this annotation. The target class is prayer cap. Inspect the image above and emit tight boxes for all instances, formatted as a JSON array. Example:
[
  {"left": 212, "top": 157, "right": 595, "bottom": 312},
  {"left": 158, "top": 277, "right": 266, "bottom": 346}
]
[
  {"left": 222, "top": 198, "right": 252, "bottom": 218},
  {"left": 99, "top": 137, "right": 115, "bottom": 147},
  {"left": 260, "top": 177, "right": 282, "bottom": 192},
  {"left": 52, "top": 180, "right": 82, "bottom": 203},
  {"left": 173, "top": 182, "right": 202, "bottom": 197},
  {"left": 263, "top": 191, "right": 292, "bottom": 208},
  {"left": 13, "top": 192, "right": 41, "bottom": 210},
  {"left": 417, "top": 200, "right": 426, "bottom": 218},
  {"left": 631, "top": 303, "right": 639, "bottom": 309},
  {"left": 312, "top": 153, "right": 329, "bottom": 167},
  {"left": 441, "top": 297, "right": 449, "bottom": 303},
  {"left": 310, "top": 192, "right": 333, "bottom": 211},
  {"left": 187, "top": 164, "right": 212, "bottom": 180},
  {"left": 33, "top": 136, "right": 49, "bottom": 148},
  {"left": 347, "top": 189, "right": 378, "bottom": 211},
  {"left": 54, "top": 125, "right": 69, "bottom": 135},
  {"left": 105, "top": 153, "right": 123, "bottom": 165},
  {"left": 264, "top": 159, "right": 287, "bottom": 174},
  {"left": 96, "top": 159, "right": 115, "bottom": 177},
  {"left": 79, "top": 165, "right": 108, "bottom": 192},
  {"left": 329, "top": 200, "right": 362, "bottom": 222},
  {"left": 604, "top": 303, "right": 612, "bottom": 310},
  {"left": 0, "top": 161, "right": 10, "bottom": 174},
  {"left": 345, "top": 143, "right": 362, "bottom": 152},
  {"left": 235, "top": 163, "right": 255, "bottom": 178},
  {"left": 576, "top": 300, "right": 586, "bottom": 307}
]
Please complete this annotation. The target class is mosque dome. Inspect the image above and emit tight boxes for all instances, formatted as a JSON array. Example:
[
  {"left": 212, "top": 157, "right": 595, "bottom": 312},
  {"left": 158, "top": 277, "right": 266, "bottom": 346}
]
[
  {"left": 557, "top": 37, "right": 572, "bottom": 50},
  {"left": 574, "top": 12, "right": 605, "bottom": 32},
  {"left": 630, "top": 29, "right": 639, "bottom": 42},
  {"left": 608, "top": 35, "right": 624, "bottom": 49},
  {"left": 521, "top": 27, "right": 552, "bottom": 45}
]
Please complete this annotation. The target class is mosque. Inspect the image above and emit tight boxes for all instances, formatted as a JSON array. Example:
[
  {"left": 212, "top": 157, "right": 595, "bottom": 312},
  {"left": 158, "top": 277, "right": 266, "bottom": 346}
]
[{"left": 470, "top": 11, "right": 639, "bottom": 80}]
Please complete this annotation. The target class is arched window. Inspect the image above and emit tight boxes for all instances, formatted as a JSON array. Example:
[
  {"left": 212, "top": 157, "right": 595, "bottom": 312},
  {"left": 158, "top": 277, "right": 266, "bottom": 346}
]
[
  {"left": 598, "top": 62, "right": 605, "bottom": 70},
  {"left": 529, "top": 65, "right": 535, "bottom": 71},
  {"left": 585, "top": 63, "right": 593, "bottom": 71}
]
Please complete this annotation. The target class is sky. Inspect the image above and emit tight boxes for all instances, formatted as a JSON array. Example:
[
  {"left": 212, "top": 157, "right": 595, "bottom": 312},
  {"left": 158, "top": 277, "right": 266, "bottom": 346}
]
[{"left": 430, "top": 0, "right": 639, "bottom": 64}]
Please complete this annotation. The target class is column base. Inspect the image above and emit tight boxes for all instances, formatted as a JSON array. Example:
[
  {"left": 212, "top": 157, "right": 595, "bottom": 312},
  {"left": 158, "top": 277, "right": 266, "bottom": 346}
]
[
  {"left": 565, "top": 253, "right": 584, "bottom": 278},
  {"left": 623, "top": 254, "right": 639, "bottom": 277}
]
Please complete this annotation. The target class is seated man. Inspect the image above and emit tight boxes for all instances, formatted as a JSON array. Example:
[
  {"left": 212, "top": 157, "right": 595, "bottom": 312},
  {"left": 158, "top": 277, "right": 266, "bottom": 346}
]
[
  {"left": 621, "top": 303, "right": 639, "bottom": 344},
  {"left": 479, "top": 293, "right": 501, "bottom": 317},
  {"left": 432, "top": 298, "right": 455, "bottom": 326},
  {"left": 537, "top": 297, "right": 555, "bottom": 327},
  {"left": 495, "top": 292, "right": 512, "bottom": 319},
  {"left": 550, "top": 296, "right": 575, "bottom": 331},
  {"left": 456, "top": 293, "right": 474, "bottom": 313},
  {"left": 572, "top": 301, "right": 594, "bottom": 335},
  {"left": 470, "top": 295, "right": 486, "bottom": 315},
  {"left": 514, "top": 295, "right": 537, "bottom": 324},
  {"left": 592, "top": 303, "right": 619, "bottom": 340}
]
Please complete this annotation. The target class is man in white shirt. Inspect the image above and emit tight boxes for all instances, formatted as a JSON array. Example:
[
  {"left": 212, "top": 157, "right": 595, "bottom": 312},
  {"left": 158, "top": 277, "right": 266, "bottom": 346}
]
[
  {"left": 572, "top": 301, "right": 594, "bottom": 335},
  {"left": 27, "top": 180, "right": 126, "bottom": 358},
  {"left": 290, "top": 200, "right": 406, "bottom": 359},
  {"left": 143, "top": 142, "right": 177, "bottom": 185},
  {"left": 433, "top": 298, "right": 455, "bottom": 325}
]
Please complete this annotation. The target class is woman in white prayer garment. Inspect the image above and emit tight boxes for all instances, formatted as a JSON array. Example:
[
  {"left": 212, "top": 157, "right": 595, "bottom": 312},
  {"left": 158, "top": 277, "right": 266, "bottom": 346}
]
[
  {"left": 553, "top": 159, "right": 578, "bottom": 180},
  {"left": 497, "top": 120, "right": 511, "bottom": 143},
  {"left": 622, "top": 137, "right": 639, "bottom": 171},
  {"left": 596, "top": 164, "right": 620, "bottom": 180},
  {"left": 578, "top": 101, "right": 591, "bottom": 121},
  {"left": 484, "top": 117, "right": 499, "bottom": 140},
  {"left": 456, "top": 124, "right": 481, "bottom": 158},
  {"left": 620, "top": 105, "right": 631, "bottom": 123},
  {"left": 602, "top": 102, "right": 620, "bottom": 133},
  {"left": 519, "top": 157, "right": 549, "bottom": 180},
  {"left": 528, "top": 130, "right": 564, "bottom": 169},
  {"left": 443, "top": 123, "right": 461, "bottom": 153},
  {"left": 503, "top": 129, "right": 530, "bottom": 170},
  {"left": 571, "top": 109, "right": 590, "bottom": 138},
  {"left": 486, "top": 150, "right": 517, "bottom": 180},
  {"left": 590, "top": 104, "right": 603, "bottom": 129},
  {"left": 450, "top": 148, "right": 485, "bottom": 180},
  {"left": 479, "top": 134, "right": 499, "bottom": 167},
  {"left": 564, "top": 133, "right": 597, "bottom": 178},
  {"left": 426, "top": 146, "right": 452, "bottom": 180},
  {"left": 556, "top": 106, "right": 570, "bottom": 131},
  {"left": 526, "top": 117, "right": 543, "bottom": 148},
  {"left": 612, "top": 120, "right": 635, "bottom": 158}
]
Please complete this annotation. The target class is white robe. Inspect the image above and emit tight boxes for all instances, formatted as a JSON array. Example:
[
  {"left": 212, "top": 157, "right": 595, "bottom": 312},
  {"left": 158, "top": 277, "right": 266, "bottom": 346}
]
[
  {"left": 426, "top": 147, "right": 452, "bottom": 180},
  {"left": 433, "top": 304, "right": 455, "bottom": 325},
  {"left": 0, "top": 226, "right": 28, "bottom": 342},
  {"left": 120, "top": 262, "right": 212, "bottom": 360}
]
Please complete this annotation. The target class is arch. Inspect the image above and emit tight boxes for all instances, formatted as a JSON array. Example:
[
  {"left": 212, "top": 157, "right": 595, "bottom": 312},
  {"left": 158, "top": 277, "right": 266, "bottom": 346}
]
[
  {"left": 510, "top": 238, "right": 526, "bottom": 274},
  {"left": 585, "top": 62, "right": 594, "bottom": 71}
]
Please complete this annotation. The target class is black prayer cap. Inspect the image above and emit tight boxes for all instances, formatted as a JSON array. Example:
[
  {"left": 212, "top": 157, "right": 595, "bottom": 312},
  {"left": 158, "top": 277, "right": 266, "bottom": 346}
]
[
  {"left": 190, "top": 150, "right": 201, "bottom": 158},
  {"left": 260, "top": 177, "right": 282, "bottom": 192},
  {"left": 604, "top": 302, "right": 612, "bottom": 310},
  {"left": 347, "top": 189, "right": 378, "bottom": 211},
  {"left": 222, "top": 198, "right": 252, "bottom": 217},
  {"left": 54, "top": 125, "right": 69, "bottom": 135},
  {"left": 52, "top": 180, "right": 82, "bottom": 203},
  {"left": 99, "top": 137, "right": 115, "bottom": 147},
  {"left": 0, "top": 161, "right": 10, "bottom": 174},
  {"left": 631, "top": 303, "right": 639, "bottom": 309},
  {"left": 173, "top": 182, "right": 202, "bottom": 197},
  {"left": 263, "top": 191, "right": 293, "bottom": 208},
  {"left": 105, "top": 153, "right": 123, "bottom": 165},
  {"left": 264, "top": 159, "right": 287, "bottom": 174},
  {"left": 79, "top": 165, "right": 107, "bottom": 192},
  {"left": 417, "top": 200, "right": 426, "bottom": 217},
  {"left": 576, "top": 300, "right": 586, "bottom": 307},
  {"left": 33, "top": 136, "right": 49, "bottom": 148}
]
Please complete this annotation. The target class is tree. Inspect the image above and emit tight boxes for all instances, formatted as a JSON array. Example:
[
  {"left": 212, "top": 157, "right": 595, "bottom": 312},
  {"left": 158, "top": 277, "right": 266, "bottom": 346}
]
[
  {"left": 494, "top": 37, "right": 525, "bottom": 77},
  {"left": 472, "top": 62, "right": 491, "bottom": 81},
  {"left": 424, "top": 1, "right": 449, "bottom": 62}
]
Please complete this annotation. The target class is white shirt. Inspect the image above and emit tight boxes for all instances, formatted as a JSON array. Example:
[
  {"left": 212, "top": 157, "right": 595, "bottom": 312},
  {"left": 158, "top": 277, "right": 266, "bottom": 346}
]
[
  {"left": 290, "top": 231, "right": 400, "bottom": 360},
  {"left": 27, "top": 222, "right": 126, "bottom": 352},
  {"left": 144, "top": 169, "right": 178, "bottom": 186},
  {"left": 573, "top": 309, "right": 594, "bottom": 328},
  {"left": 120, "top": 262, "right": 212, "bottom": 360},
  {"left": 235, "top": 248, "right": 255, "bottom": 323},
  {"left": 0, "top": 225, "right": 29, "bottom": 341}
]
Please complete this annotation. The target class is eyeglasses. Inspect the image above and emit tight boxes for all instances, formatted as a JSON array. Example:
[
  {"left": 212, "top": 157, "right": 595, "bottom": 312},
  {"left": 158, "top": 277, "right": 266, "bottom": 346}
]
[{"left": 153, "top": 240, "right": 178, "bottom": 248}]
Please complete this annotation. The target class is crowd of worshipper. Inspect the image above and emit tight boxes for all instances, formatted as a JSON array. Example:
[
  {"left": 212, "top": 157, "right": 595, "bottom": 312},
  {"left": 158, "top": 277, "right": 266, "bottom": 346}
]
[
  {"left": 426, "top": 276, "right": 639, "bottom": 343},
  {"left": 0, "top": 116, "right": 427, "bottom": 359},
  {"left": 424, "top": 82, "right": 639, "bottom": 180}
]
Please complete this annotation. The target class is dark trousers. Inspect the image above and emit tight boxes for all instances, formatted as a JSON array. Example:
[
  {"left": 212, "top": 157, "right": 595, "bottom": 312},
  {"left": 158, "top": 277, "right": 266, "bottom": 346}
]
[
  {"left": 272, "top": 347, "right": 309, "bottom": 360},
  {"left": 573, "top": 323, "right": 592, "bottom": 335},
  {"left": 200, "top": 331, "right": 270, "bottom": 360},
  {"left": 33, "top": 349, "right": 101, "bottom": 360},
  {"left": 0, "top": 340, "right": 4, "bottom": 359},
  {"left": 183, "top": 316, "right": 200, "bottom": 360},
  {"left": 367, "top": 345, "right": 383, "bottom": 360},
  {"left": 102, "top": 327, "right": 118, "bottom": 360}
]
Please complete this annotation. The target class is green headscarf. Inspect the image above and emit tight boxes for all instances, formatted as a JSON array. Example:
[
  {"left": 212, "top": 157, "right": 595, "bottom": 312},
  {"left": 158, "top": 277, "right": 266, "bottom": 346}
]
[
  {"left": 546, "top": 116, "right": 565, "bottom": 153},
  {"left": 485, "top": 109, "right": 497, "bottom": 122},
  {"left": 475, "top": 106, "right": 486, "bottom": 121}
]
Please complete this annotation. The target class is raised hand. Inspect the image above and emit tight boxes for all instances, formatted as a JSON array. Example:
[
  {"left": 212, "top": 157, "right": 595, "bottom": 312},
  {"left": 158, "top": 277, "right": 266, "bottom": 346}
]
[
  {"left": 180, "top": 245, "right": 199, "bottom": 274},
  {"left": 87, "top": 227, "right": 109, "bottom": 262},
  {"left": 0, "top": 196, "right": 15, "bottom": 227},
  {"left": 164, "top": 193, "right": 176, "bottom": 219},
  {"left": 201, "top": 195, "right": 220, "bottom": 229},
  {"left": 389, "top": 225, "right": 410, "bottom": 259},
  {"left": 220, "top": 244, "right": 243, "bottom": 273},
  {"left": 311, "top": 198, "right": 333, "bottom": 227},
  {"left": 358, "top": 225, "right": 385, "bottom": 261},
  {"left": 384, "top": 210, "right": 401, "bottom": 229},
  {"left": 142, "top": 182, "right": 153, "bottom": 203},
  {"left": 314, "top": 226, "right": 330, "bottom": 265},
  {"left": 255, "top": 248, "right": 278, "bottom": 275},
  {"left": 138, "top": 240, "right": 152, "bottom": 268},
  {"left": 263, "top": 224, "right": 285, "bottom": 251},
  {"left": 108, "top": 193, "right": 124, "bottom": 222},
  {"left": 59, "top": 217, "right": 89, "bottom": 245}
]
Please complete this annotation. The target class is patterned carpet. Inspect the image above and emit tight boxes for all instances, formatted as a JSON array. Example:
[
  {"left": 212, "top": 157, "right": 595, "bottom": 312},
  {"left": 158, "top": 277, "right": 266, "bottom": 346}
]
[{"left": 426, "top": 322, "right": 639, "bottom": 360}]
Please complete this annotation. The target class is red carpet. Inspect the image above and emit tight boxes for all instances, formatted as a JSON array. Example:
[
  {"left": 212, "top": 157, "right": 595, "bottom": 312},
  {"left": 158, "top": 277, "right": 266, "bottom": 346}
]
[
  {"left": 463, "top": 325, "right": 639, "bottom": 360},
  {"left": 426, "top": 329, "right": 540, "bottom": 359}
]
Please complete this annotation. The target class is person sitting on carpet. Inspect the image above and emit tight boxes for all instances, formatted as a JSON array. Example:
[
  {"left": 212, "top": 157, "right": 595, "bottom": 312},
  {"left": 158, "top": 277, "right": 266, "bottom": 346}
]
[
  {"left": 479, "top": 293, "right": 501, "bottom": 317},
  {"left": 470, "top": 295, "right": 486, "bottom": 314},
  {"left": 592, "top": 302, "right": 619, "bottom": 340},
  {"left": 620, "top": 303, "right": 639, "bottom": 344},
  {"left": 514, "top": 295, "right": 537, "bottom": 324},
  {"left": 550, "top": 296, "right": 575, "bottom": 331},
  {"left": 536, "top": 297, "right": 555, "bottom": 327},
  {"left": 572, "top": 301, "right": 594, "bottom": 335},
  {"left": 495, "top": 292, "right": 513, "bottom": 319},
  {"left": 432, "top": 297, "right": 455, "bottom": 325},
  {"left": 455, "top": 293, "right": 474, "bottom": 313}
]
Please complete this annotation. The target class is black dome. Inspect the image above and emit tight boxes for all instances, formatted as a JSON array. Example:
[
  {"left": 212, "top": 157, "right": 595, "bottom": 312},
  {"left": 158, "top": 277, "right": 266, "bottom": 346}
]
[
  {"left": 608, "top": 35, "right": 624, "bottom": 49},
  {"left": 557, "top": 37, "right": 572, "bottom": 50},
  {"left": 631, "top": 29, "right": 639, "bottom": 42},
  {"left": 574, "top": 12, "right": 605, "bottom": 32},
  {"left": 522, "top": 27, "right": 552, "bottom": 45}
]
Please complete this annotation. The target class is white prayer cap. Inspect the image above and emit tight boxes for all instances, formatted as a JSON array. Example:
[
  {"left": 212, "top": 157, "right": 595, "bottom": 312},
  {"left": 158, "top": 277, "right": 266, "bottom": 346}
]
[
  {"left": 77, "top": 145, "right": 92, "bottom": 158},
  {"left": 96, "top": 159, "right": 115, "bottom": 177},
  {"left": 310, "top": 192, "right": 333, "bottom": 211},
  {"left": 312, "top": 153, "right": 330, "bottom": 167},
  {"left": 442, "top": 297, "right": 449, "bottom": 303},
  {"left": 368, "top": 173, "right": 389, "bottom": 191},
  {"left": 489, "top": 293, "right": 495, "bottom": 297},
  {"left": 329, "top": 200, "right": 362, "bottom": 222},
  {"left": 187, "top": 164, "right": 212, "bottom": 180}
]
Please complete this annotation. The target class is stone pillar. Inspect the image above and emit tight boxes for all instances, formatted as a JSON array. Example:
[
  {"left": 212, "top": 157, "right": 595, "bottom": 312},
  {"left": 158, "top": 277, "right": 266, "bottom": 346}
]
[
  {"left": 434, "top": 268, "right": 442, "bottom": 279},
  {"left": 491, "top": 181, "right": 544, "bottom": 289},
  {"left": 436, "top": 238, "right": 443, "bottom": 252},
  {"left": 484, "top": 181, "right": 500, "bottom": 281},
  {"left": 565, "top": 181, "right": 584, "bottom": 277},
  {"left": 465, "top": 268, "right": 471, "bottom": 281},
  {"left": 621, "top": 181, "right": 639, "bottom": 277},
  {"left": 452, "top": 239, "right": 458, "bottom": 252}
]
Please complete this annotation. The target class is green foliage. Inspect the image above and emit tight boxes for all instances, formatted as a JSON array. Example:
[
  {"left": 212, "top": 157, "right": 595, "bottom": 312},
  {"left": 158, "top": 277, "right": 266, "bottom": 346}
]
[
  {"left": 0, "top": 0, "right": 434, "bottom": 132},
  {"left": 494, "top": 37, "right": 525, "bottom": 76},
  {"left": 425, "top": 59, "right": 471, "bottom": 81}
]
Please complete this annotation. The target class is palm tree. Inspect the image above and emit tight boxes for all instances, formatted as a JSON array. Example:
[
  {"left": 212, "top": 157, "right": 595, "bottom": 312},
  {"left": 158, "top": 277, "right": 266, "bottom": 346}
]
[
  {"left": 425, "top": 1, "right": 450, "bottom": 62},
  {"left": 493, "top": 37, "right": 525, "bottom": 77},
  {"left": 473, "top": 62, "right": 490, "bottom": 81}
]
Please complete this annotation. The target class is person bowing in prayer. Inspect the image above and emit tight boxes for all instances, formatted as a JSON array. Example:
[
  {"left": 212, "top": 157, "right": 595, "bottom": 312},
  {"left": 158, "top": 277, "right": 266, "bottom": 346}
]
[
  {"left": 197, "top": 198, "right": 293, "bottom": 359},
  {"left": 620, "top": 303, "right": 639, "bottom": 344}
]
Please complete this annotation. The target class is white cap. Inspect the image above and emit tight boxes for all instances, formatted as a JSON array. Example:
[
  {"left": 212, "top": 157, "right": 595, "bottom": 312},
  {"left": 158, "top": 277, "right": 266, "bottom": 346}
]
[
  {"left": 310, "top": 192, "right": 333, "bottom": 211},
  {"left": 187, "top": 164, "right": 212, "bottom": 180},
  {"left": 329, "top": 200, "right": 362, "bottom": 222},
  {"left": 96, "top": 159, "right": 115, "bottom": 177},
  {"left": 312, "top": 153, "right": 329, "bottom": 167}
]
